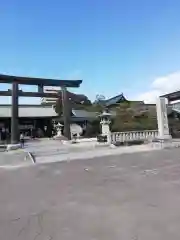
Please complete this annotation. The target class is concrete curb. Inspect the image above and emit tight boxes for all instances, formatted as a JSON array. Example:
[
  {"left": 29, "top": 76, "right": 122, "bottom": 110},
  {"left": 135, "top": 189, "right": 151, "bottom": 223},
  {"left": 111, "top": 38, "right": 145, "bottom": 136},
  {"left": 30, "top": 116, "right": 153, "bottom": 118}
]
[{"left": 6, "top": 144, "right": 21, "bottom": 151}]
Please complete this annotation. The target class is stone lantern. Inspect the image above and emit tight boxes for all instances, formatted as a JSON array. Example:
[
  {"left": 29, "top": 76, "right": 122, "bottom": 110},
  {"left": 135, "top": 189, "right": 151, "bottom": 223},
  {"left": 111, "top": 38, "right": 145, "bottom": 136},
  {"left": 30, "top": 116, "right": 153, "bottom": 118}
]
[
  {"left": 55, "top": 122, "right": 63, "bottom": 138},
  {"left": 99, "top": 110, "right": 112, "bottom": 144}
]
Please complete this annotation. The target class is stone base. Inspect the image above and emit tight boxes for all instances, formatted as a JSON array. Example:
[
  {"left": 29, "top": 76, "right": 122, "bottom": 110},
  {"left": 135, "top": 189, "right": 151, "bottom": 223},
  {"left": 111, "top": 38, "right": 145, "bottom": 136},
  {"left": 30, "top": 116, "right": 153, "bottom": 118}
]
[
  {"left": 53, "top": 135, "right": 68, "bottom": 141},
  {"left": 157, "top": 134, "right": 172, "bottom": 140},
  {"left": 6, "top": 144, "right": 21, "bottom": 151},
  {"left": 151, "top": 137, "right": 180, "bottom": 149}
]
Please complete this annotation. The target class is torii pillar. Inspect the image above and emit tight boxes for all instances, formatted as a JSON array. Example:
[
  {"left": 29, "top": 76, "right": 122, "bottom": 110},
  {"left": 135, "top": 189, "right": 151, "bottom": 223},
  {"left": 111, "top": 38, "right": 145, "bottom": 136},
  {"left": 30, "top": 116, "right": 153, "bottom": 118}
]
[
  {"left": 62, "top": 87, "right": 71, "bottom": 140},
  {"left": 11, "top": 82, "right": 19, "bottom": 144}
]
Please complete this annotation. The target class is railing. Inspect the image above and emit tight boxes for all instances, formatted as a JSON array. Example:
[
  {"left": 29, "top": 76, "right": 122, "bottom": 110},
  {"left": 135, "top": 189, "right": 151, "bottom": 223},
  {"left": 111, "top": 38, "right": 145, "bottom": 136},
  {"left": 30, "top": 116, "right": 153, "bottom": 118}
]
[
  {"left": 172, "top": 102, "right": 180, "bottom": 113},
  {"left": 111, "top": 130, "right": 158, "bottom": 143}
]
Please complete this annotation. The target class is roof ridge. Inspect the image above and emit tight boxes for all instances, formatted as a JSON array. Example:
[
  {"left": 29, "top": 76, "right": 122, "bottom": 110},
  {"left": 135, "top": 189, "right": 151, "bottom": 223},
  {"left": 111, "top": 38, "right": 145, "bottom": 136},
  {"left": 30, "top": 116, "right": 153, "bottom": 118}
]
[{"left": 105, "top": 93, "right": 124, "bottom": 101}]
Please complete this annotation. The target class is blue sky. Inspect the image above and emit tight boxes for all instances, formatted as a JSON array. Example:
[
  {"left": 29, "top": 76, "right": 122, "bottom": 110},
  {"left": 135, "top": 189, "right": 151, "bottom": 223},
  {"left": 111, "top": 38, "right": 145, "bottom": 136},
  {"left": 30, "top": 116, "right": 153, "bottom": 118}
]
[{"left": 1, "top": 0, "right": 180, "bottom": 104}]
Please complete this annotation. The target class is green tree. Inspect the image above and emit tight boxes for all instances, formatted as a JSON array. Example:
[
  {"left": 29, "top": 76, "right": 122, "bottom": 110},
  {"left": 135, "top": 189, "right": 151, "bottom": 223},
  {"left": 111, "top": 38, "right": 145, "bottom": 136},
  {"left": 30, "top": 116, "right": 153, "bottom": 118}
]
[
  {"left": 92, "top": 94, "right": 106, "bottom": 113},
  {"left": 54, "top": 92, "right": 92, "bottom": 116},
  {"left": 112, "top": 102, "right": 157, "bottom": 132},
  {"left": 112, "top": 101, "right": 135, "bottom": 131},
  {"left": 84, "top": 120, "right": 101, "bottom": 137},
  {"left": 54, "top": 97, "right": 63, "bottom": 115}
]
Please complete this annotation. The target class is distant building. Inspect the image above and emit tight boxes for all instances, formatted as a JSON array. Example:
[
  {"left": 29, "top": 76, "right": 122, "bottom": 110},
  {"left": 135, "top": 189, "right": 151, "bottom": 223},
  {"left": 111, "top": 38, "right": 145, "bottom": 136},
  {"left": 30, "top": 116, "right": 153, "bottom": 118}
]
[
  {"left": 95, "top": 93, "right": 144, "bottom": 108},
  {"left": 104, "top": 93, "right": 128, "bottom": 107},
  {"left": 0, "top": 105, "right": 97, "bottom": 135}
]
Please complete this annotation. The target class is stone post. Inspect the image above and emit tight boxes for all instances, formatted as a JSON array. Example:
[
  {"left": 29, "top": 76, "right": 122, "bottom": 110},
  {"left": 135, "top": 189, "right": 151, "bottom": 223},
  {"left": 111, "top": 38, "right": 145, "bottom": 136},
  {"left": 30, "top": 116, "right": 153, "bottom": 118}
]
[
  {"left": 156, "top": 97, "right": 171, "bottom": 139},
  {"left": 11, "top": 82, "right": 19, "bottom": 144}
]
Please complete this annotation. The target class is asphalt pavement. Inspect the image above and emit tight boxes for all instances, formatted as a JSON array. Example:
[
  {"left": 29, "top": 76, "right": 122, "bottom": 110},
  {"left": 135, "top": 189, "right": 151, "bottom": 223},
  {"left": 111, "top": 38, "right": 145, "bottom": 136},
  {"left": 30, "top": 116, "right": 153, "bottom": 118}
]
[{"left": 0, "top": 148, "right": 180, "bottom": 239}]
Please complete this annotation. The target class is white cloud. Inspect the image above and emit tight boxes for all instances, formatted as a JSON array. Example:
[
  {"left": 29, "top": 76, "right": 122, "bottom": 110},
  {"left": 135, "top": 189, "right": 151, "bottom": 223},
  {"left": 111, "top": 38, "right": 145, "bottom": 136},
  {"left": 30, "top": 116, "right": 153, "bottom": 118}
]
[{"left": 136, "top": 71, "right": 180, "bottom": 103}]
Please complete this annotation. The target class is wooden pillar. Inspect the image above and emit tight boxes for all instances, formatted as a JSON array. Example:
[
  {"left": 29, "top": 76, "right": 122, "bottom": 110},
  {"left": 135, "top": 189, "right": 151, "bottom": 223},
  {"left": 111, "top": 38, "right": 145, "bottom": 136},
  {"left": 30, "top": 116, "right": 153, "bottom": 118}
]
[
  {"left": 11, "top": 82, "right": 19, "bottom": 144},
  {"left": 62, "top": 87, "right": 71, "bottom": 140},
  {"left": 38, "top": 84, "right": 44, "bottom": 93}
]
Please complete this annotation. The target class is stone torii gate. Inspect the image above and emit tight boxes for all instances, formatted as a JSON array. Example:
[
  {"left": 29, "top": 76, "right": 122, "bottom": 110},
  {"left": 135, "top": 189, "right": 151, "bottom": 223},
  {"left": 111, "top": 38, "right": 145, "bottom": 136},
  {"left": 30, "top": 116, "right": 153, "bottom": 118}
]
[
  {"left": 156, "top": 90, "right": 180, "bottom": 139},
  {"left": 0, "top": 74, "right": 82, "bottom": 143}
]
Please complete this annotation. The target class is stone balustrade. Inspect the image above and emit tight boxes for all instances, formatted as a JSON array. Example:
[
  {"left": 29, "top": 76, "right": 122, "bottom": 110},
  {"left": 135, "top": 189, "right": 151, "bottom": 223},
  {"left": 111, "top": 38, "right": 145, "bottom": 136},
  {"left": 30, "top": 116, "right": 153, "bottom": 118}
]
[
  {"left": 111, "top": 130, "right": 158, "bottom": 143},
  {"left": 172, "top": 102, "right": 180, "bottom": 112}
]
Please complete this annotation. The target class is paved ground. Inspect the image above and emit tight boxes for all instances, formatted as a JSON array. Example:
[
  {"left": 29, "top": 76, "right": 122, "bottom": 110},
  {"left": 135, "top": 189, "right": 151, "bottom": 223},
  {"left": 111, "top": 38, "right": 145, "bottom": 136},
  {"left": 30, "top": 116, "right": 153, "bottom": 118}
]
[
  {"left": 24, "top": 139, "right": 161, "bottom": 163},
  {"left": 0, "top": 140, "right": 157, "bottom": 168},
  {"left": 0, "top": 150, "right": 32, "bottom": 168},
  {"left": 1, "top": 148, "right": 180, "bottom": 239}
]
